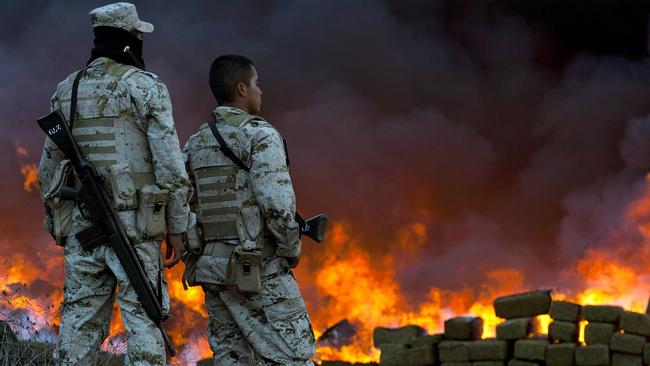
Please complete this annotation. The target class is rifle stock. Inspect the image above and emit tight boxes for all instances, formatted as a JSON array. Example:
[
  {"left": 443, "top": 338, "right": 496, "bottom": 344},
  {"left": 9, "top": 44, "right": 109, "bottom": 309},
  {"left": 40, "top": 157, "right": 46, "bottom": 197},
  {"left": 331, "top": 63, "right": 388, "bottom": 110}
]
[
  {"left": 296, "top": 213, "right": 328, "bottom": 243},
  {"left": 37, "top": 109, "right": 176, "bottom": 356}
]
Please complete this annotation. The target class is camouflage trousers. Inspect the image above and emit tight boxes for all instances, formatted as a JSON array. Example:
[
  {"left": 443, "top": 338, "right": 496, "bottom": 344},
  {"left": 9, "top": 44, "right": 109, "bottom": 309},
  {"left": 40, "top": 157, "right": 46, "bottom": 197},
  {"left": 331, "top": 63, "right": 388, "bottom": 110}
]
[
  {"left": 53, "top": 234, "right": 169, "bottom": 366},
  {"left": 203, "top": 271, "right": 316, "bottom": 366}
]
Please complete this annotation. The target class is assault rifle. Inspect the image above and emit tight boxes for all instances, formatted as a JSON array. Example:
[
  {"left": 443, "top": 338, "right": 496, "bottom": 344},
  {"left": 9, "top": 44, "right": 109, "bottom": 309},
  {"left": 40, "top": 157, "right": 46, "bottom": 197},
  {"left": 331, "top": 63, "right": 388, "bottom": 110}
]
[{"left": 37, "top": 109, "right": 176, "bottom": 356}]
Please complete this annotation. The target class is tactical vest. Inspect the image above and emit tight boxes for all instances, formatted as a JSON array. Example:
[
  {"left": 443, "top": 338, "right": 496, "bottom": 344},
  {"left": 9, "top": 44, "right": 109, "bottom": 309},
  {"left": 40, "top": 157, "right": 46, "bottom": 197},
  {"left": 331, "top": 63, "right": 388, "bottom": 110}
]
[
  {"left": 57, "top": 61, "right": 154, "bottom": 197},
  {"left": 189, "top": 112, "right": 264, "bottom": 247}
]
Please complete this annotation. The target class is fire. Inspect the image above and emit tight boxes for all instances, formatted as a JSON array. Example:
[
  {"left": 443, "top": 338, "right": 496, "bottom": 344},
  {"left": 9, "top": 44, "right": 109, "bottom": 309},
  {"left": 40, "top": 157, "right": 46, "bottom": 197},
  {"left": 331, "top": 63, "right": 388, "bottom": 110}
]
[
  {"left": 307, "top": 223, "right": 529, "bottom": 362},
  {"left": 165, "top": 259, "right": 207, "bottom": 318},
  {"left": 20, "top": 163, "right": 38, "bottom": 192},
  {"left": 15, "top": 143, "right": 39, "bottom": 192},
  {"left": 6, "top": 151, "right": 650, "bottom": 365}
]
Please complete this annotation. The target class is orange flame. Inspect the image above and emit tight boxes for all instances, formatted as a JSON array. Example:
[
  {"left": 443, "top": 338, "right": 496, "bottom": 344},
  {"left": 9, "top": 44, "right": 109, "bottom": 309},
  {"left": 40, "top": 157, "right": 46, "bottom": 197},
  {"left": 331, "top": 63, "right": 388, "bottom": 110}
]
[
  {"left": 20, "top": 163, "right": 38, "bottom": 192},
  {"left": 7, "top": 153, "right": 650, "bottom": 364}
]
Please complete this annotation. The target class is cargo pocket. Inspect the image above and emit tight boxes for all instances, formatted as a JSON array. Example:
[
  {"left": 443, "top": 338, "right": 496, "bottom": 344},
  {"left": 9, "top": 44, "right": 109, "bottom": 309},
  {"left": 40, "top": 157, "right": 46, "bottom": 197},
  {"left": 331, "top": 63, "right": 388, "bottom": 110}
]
[
  {"left": 263, "top": 296, "right": 316, "bottom": 360},
  {"left": 52, "top": 198, "right": 75, "bottom": 246},
  {"left": 136, "top": 185, "right": 169, "bottom": 240},
  {"left": 108, "top": 163, "right": 137, "bottom": 211},
  {"left": 43, "top": 159, "right": 75, "bottom": 246}
]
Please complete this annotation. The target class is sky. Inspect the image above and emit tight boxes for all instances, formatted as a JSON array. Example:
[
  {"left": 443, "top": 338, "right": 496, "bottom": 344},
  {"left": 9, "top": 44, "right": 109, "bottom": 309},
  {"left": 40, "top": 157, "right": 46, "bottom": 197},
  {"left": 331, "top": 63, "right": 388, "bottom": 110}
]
[{"left": 3, "top": 0, "right": 650, "bottom": 319}]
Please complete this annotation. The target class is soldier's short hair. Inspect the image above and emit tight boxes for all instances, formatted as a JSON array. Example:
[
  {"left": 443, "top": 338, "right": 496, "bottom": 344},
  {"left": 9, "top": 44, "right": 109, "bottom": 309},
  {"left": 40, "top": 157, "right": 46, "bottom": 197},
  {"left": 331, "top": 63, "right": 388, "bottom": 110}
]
[{"left": 209, "top": 55, "right": 255, "bottom": 105}]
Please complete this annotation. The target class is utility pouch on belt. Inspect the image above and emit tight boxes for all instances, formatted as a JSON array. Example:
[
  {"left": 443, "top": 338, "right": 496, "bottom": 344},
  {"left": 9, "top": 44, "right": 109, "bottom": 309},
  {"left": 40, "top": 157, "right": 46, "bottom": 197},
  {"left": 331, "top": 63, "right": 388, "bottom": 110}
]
[
  {"left": 185, "top": 211, "right": 202, "bottom": 254},
  {"left": 109, "top": 163, "right": 138, "bottom": 211},
  {"left": 235, "top": 251, "right": 262, "bottom": 293},
  {"left": 228, "top": 217, "right": 263, "bottom": 293},
  {"left": 43, "top": 159, "right": 75, "bottom": 246},
  {"left": 137, "top": 185, "right": 169, "bottom": 240}
]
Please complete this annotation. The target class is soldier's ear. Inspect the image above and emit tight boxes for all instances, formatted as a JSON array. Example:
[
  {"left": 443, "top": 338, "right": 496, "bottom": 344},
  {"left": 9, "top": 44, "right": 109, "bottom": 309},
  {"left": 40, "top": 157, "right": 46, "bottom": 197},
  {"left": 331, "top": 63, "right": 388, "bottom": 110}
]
[{"left": 235, "top": 81, "right": 248, "bottom": 98}]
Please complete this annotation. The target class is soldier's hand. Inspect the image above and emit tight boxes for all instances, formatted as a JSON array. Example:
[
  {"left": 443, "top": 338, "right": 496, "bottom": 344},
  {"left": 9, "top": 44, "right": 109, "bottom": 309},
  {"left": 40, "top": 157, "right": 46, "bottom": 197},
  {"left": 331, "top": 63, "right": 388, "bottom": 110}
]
[
  {"left": 163, "top": 234, "right": 185, "bottom": 268},
  {"left": 285, "top": 255, "right": 301, "bottom": 269}
]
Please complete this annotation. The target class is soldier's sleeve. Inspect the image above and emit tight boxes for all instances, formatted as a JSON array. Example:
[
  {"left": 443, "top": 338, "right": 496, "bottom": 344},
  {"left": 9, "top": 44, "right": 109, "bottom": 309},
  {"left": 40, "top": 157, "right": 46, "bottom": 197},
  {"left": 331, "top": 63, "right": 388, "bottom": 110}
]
[
  {"left": 130, "top": 73, "right": 190, "bottom": 234},
  {"left": 249, "top": 126, "right": 301, "bottom": 258},
  {"left": 38, "top": 88, "right": 65, "bottom": 202},
  {"left": 182, "top": 138, "right": 197, "bottom": 211}
]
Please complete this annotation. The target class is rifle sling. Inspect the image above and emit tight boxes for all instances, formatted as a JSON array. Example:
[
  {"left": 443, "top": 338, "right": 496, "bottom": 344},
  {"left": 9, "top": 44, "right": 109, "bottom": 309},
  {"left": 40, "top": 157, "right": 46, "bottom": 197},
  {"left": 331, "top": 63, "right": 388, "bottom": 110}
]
[
  {"left": 207, "top": 117, "right": 308, "bottom": 234},
  {"left": 207, "top": 119, "right": 251, "bottom": 173},
  {"left": 69, "top": 68, "right": 86, "bottom": 130}
]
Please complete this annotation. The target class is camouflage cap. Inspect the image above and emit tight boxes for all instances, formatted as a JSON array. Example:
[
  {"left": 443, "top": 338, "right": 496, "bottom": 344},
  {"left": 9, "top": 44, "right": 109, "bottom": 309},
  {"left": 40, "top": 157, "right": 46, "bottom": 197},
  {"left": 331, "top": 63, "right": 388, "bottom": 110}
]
[{"left": 89, "top": 2, "right": 154, "bottom": 33}]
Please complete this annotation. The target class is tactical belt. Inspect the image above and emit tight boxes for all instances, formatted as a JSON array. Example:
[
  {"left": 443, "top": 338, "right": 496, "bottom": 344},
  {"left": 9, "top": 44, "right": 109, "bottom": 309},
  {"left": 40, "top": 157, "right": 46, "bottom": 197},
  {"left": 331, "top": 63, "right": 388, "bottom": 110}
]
[{"left": 202, "top": 241, "right": 277, "bottom": 258}]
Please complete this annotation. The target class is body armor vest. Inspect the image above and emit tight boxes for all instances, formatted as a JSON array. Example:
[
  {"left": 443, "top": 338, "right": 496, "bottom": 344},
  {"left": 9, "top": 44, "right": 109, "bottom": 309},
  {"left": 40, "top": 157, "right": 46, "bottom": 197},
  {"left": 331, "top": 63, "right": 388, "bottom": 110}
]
[
  {"left": 57, "top": 61, "right": 154, "bottom": 194},
  {"left": 189, "top": 113, "right": 264, "bottom": 246}
]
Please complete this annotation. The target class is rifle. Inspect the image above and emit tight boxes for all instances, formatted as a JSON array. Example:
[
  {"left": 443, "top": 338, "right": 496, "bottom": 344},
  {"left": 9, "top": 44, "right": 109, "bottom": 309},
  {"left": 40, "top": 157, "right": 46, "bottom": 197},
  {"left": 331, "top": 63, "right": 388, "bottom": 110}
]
[
  {"left": 37, "top": 108, "right": 176, "bottom": 356},
  {"left": 296, "top": 213, "right": 328, "bottom": 243}
]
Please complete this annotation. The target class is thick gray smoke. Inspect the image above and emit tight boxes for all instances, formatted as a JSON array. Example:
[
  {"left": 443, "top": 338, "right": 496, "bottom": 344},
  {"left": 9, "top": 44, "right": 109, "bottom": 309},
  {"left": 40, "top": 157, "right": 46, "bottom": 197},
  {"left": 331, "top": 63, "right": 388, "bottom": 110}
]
[{"left": 3, "top": 0, "right": 650, "bottom": 341}]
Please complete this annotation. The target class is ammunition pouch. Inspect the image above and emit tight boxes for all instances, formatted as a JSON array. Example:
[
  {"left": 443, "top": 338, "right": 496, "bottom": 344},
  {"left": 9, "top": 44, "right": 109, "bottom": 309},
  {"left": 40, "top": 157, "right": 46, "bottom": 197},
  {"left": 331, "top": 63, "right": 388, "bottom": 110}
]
[
  {"left": 43, "top": 159, "right": 76, "bottom": 246},
  {"left": 108, "top": 163, "right": 138, "bottom": 211},
  {"left": 136, "top": 185, "right": 169, "bottom": 240},
  {"left": 234, "top": 250, "right": 262, "bottom": 294},
  {"left": 195, "top": 239, "right": 277, "bottom": 293}
]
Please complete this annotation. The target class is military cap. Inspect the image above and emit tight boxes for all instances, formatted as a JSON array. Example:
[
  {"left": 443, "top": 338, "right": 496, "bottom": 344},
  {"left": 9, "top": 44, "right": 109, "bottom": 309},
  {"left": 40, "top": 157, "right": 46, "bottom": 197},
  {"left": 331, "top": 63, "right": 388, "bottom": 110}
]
[{"left": 89, "top": 2, "right": 154, "bottom": 33}]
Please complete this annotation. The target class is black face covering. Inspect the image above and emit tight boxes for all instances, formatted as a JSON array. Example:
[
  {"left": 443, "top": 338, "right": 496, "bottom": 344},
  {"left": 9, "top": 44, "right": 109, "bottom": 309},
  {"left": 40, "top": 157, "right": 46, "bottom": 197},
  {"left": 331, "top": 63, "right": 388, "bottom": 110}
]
[{"left": 88, "top": 26, "right": 146, "bottom": 69}]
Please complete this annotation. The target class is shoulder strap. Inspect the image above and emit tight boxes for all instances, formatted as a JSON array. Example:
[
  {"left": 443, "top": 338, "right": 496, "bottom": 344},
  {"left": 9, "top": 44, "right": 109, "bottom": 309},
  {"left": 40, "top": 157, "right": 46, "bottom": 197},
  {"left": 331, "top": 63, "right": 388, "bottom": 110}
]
[
  {"left": 207, "top": 118, "right": 251, "bottom": 173},
  {"left": 282, "top": 138, "right": 291, "bottom": 168},
  {"left": 69, "top": 68, "right": 86, "bottom": 130}
]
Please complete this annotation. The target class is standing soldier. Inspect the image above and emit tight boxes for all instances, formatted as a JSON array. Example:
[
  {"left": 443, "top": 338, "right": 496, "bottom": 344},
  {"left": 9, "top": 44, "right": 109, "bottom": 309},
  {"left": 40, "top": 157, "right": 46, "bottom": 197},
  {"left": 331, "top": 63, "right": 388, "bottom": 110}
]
[
  {"left": 182, "top": 55, "right": 316, "bottom": 365},
  {"left": 38, "top": 3, "right": 189, "bottom": 365}
]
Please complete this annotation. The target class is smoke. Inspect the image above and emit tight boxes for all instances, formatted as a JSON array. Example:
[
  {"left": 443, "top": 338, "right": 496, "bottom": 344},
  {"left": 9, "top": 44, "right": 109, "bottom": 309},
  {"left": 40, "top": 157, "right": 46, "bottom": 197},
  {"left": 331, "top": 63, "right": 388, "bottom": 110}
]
[{"left": 3, "top": 0, "right": 650, "bottom": 350}]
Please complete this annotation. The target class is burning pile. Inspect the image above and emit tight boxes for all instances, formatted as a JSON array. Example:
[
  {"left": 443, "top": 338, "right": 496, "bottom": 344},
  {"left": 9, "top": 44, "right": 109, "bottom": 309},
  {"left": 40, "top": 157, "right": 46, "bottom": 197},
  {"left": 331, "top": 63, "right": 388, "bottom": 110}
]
[{"left": 354, "top": 290, "right": 650, "bottom": 366}]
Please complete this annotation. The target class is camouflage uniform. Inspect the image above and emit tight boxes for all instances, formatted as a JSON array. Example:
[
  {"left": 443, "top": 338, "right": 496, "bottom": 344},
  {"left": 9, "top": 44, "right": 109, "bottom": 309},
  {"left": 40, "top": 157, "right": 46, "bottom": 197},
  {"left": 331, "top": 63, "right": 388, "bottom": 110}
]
[
  {"left": 38, "top": 55, "right": 189, "bottom": 365},
  {"left": 183, "top": 106, "right": 316, "bottom": 365}
]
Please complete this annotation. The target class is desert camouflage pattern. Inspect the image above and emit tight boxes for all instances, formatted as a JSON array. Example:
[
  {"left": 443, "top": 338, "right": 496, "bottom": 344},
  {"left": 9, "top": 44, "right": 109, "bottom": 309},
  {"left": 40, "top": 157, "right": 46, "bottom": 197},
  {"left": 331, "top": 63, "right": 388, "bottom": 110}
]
[
  {"left": 38, "top": 56, "right": 189, "bottom": 365},
  {"left": 89, "top": 2, "right": 154, "bottom": 33},
  {"left": 204, "top": 275, "right": 315, "bottom": 366},
  {"left": 183, "top": 106, "right": 314, "bottom": 364},
  {"left": 54, "top": 236, "right": 168, "bottom": 365},
  {"left": 183, "top": 106, "right": 301, "bottom": 259}
]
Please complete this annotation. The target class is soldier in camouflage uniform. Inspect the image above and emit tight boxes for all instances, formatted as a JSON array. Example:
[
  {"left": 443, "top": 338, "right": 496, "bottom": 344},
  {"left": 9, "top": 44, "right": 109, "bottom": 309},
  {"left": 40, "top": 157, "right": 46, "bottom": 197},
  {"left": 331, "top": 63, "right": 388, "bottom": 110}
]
[
  {"left": 38, "top": 3, "right": 189, "bottom": 365},
  {"left": 182, "top": 55, "right": 316, "bottom": 365}
]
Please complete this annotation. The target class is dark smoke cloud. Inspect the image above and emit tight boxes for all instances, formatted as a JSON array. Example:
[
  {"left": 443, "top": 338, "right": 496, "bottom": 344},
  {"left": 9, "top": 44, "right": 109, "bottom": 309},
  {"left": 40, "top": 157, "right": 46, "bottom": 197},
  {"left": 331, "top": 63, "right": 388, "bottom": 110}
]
[{"left": 3, "top": 0, "right": 650, "bottom": 335}]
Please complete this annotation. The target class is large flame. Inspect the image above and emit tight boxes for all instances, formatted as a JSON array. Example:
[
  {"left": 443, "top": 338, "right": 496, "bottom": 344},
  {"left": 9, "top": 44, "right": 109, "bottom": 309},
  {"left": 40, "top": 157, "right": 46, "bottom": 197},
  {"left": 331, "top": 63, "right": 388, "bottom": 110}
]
[{"left": 4, "top": 151, "right": 650, "bottom": 365}]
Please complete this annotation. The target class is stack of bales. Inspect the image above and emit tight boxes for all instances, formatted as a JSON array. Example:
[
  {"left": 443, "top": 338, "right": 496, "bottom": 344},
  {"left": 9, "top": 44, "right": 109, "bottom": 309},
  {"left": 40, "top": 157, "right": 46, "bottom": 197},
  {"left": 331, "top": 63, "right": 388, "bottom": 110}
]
[
  {"left": 371, "top": 291, "right": 650, "bottom": 366},
  {"left": 373, "top": 325, "right": 437, "bottom": 366},
  {"left": 463, "top": 318, "right": 510, "bottom": 366},
  {"left": 438, "top": 316, "right": 484, "bottom": 366},
  {"left": 492, "top": 290, "right": 552, "bottom": 366},
  {"left": 610, "top": 309, "right": 650, "bottom": 366},
  {"left": 579, "top": 305, "right": 650, "bottom": 366},
  {"left": 546, "top": 300, "right": 581, "bottom": 366},
  {"left": 579, "top": 305, "right": 622, "bottom": 366}
]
